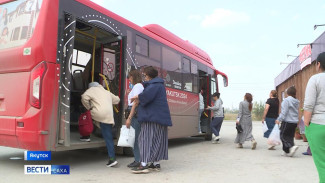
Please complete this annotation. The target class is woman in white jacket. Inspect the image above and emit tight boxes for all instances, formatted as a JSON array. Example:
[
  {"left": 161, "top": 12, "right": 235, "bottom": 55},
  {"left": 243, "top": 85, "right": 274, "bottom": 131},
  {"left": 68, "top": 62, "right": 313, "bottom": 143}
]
[{"left": 81, "top": 82, "right": 120, "bottom": 167}]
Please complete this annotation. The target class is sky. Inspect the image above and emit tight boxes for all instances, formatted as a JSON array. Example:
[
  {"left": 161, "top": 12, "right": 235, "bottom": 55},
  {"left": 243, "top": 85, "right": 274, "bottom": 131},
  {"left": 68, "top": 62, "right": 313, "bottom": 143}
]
[{"left": 90, "top": 0, "right": 325, "bottom": 109}]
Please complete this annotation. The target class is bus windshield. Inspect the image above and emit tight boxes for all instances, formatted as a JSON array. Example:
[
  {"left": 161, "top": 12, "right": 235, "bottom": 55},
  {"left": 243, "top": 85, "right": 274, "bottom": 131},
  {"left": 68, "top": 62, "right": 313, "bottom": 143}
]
[{"left": 0, "top": 0, "right": 43, "bottom": 50}]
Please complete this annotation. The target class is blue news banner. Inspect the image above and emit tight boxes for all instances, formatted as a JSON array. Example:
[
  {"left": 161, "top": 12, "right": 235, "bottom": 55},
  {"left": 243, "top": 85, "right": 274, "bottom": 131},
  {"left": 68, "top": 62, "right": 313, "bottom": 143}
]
[{"left": 24, "top": 151, "right": 70, "bottom": 175}]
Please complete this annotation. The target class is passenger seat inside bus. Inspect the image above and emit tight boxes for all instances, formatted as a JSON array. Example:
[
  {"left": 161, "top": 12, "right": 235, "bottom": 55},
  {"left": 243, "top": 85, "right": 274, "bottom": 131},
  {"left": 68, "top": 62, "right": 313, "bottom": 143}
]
[
  {"left": 72, "top": 70, "right": 85, "bottom": 92},
  {"left": 70, "top": 70, "right": 85, "bottom": 124}
]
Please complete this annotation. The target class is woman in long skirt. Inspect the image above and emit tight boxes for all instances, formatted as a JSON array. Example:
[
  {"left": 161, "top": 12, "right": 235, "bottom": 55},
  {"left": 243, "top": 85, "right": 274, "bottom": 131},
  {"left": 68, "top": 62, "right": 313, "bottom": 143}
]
[
  {"left": 130, "top": 66, "right": 172, "bottom": 174},
  {"left": 235, "top": 93, "right": 257, "bottom": 149}
]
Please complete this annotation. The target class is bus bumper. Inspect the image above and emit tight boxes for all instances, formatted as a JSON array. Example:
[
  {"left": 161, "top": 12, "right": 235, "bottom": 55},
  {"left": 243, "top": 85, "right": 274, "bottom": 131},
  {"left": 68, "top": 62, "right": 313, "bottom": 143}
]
[
  {"left": 0, "top": 117, "right": 18, "bottom": 148},
  {"left": 0, "top": 107, "right": 50, "bottom": 151}
]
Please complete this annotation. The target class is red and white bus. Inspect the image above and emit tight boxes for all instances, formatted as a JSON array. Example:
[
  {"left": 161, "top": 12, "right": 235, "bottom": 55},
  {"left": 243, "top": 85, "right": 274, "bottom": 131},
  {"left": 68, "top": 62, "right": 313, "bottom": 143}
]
[{"left": 0, "top": 0, "right": 228, "bottom": 151}]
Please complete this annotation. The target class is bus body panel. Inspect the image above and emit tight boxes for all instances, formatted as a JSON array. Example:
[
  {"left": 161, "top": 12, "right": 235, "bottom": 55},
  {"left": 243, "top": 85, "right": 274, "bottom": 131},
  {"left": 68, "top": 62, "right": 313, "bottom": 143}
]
[
  {"left": 0, "top": 0, "right": 59, "bottom": 74},
  {"left": 0, "top": 0, "right": 59, "bottom": 150},
  {"left": 0, "top": 62, "right": 58, "bottom": 150},
  {"left": 0, "top": 72, "right": 29, "bottom": 116},
  {"left": 166, "top": 88, "right": 198, "bottom": 116}
]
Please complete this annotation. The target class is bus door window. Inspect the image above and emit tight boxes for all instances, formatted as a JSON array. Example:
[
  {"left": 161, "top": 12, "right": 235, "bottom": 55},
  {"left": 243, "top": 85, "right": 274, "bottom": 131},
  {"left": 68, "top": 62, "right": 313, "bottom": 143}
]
[
  {"left": 210, "top": 77, "right": 217, "bottom": 113},
  {"left": 102, "top": 39, "right": 122, "bottom": 97},
  {"left": 198, "top": 71, "right": 208, "bottom": 131},
  {"left": 71, "top": 49, "right": 91, "bottom": 92},
  {"left": 103, "top": 47, "right": 116, "bottom": 80}
]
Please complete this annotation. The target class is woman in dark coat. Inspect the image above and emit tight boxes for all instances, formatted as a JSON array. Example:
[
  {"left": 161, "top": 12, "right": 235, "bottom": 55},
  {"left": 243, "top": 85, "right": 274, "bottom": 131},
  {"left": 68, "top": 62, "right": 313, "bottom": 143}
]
[{"left": 130, "top": 66, "right": 172, "bottom": 174}]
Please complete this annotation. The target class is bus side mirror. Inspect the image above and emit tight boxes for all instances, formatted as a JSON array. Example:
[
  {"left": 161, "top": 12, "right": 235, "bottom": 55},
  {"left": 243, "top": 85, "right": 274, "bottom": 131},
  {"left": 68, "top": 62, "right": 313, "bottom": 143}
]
[{"left": 223, "top": 76, "right": 228, "bottom": 87}]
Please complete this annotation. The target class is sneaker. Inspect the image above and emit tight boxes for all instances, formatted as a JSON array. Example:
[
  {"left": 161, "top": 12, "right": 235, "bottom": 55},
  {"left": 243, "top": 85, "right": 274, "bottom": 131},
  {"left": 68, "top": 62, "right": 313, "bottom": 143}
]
[
  {"left": 251, "top": 140, "right": 257, "bottom": 150},
  {"left": 211, "top": 139, "right": 219, "bottom": 144},
  {"left": 212, "top": 134, "right": 217, "bottom": 141},
  {"left": 132, "top": 166, "right": 149, "bottom": 174},
  {"left": 302, "top": 152, "right": 311, "bottom": 156},
  {"left": 268, "top": 145, "right": 275, "bottom": 150},
  {"left": 237, "top": 143, "right": 243, "bottom": 148},
  {"left": 148, "top": 163, "right": 161, "bottom": 171},
  {"left": 80, "top": 136, "right": 90, "bottom": 142},
  {"left": 127, "top": 161, "right": 140, "bottom": 168},
  {"left": 106, "top": 159, "right": 118, "bottom": 167},
  {"left": 281, "top": 151, "right": 289, "bottom": 157},
  {"left": 288, "top": 146, "right": 299, "bottom": 157}
]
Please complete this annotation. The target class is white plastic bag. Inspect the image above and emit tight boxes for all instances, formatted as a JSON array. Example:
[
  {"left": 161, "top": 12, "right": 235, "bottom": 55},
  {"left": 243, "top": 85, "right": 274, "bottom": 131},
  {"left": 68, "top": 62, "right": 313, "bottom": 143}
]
[
  {"left": 262, "top": 121, "right": 269, "bottom": 133},
  {"left": 117, "top": 125, "right": 135, "bottom": 148},
  {"left": 267, "top": 124, "right": 281, "bottom": 146}
]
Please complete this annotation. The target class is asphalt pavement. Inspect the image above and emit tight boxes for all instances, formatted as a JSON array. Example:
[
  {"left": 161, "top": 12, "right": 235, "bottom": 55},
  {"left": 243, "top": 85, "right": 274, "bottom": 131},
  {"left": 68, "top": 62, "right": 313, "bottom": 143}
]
[{"left": 0, "top": 121, "right": 318, "bottom": 183}]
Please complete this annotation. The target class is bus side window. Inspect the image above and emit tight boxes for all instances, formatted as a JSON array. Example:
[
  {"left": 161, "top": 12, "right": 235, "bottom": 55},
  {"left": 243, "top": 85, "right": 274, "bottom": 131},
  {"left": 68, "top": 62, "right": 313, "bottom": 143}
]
[
  {"left": 182, "top": 57, "right": 192, "bottom": 92},
  {"left": 191, "top": 61, "right": 198, "bottom": 93},
  {"left": 162, "top": 47, "right": 182, "bottom": 90}
]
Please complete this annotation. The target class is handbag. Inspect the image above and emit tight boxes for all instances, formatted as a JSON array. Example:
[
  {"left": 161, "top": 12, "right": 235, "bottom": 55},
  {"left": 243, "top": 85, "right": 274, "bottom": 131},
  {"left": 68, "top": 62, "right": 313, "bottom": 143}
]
[
  {"left": 124, "top": 106, "right": 138, "bottom": 119},
  {"left": 78, "top": 110, "right": 94, "bottom": 136},
  {"left": 124, "top": 108, "right": 131, "bottom": 119},
  {"left": 117, "top": 125, "right": 135, "bottom": 148},
  {"left": 236, "top": 124, "right": 243, "bottom": 133}
]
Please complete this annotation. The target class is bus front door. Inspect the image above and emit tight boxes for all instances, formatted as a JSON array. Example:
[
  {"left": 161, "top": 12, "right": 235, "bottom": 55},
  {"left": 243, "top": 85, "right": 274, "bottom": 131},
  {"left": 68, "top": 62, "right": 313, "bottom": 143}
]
[
  {"left": 199, "top": 73, "right": 212, "bottom": 140},
  {"left": 101, "top": 38, "right": 125, "bottom": 130}
]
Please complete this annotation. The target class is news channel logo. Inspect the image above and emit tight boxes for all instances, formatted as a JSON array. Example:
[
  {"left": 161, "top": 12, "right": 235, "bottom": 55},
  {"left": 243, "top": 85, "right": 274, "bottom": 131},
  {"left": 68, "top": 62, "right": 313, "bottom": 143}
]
[
  {"left": 24, "top": 151, "right": 51, "bottom": 161},
  {"left": 24, "top": 165, "right": 70, "bottom": 175},
  {"left": 24, "top": 151, "right": 70, "bottom": 175}
]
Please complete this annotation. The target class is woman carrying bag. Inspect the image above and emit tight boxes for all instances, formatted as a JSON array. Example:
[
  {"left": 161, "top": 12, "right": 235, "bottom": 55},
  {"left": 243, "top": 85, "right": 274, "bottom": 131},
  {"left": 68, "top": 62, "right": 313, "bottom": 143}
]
[
  {"left": 125, "top": 70, "right": 144, "bottom": 168},
  {"left": 130, "top": 66, "right": 172, "bottom": 174},
  {"left": 235, "top": 93, "right": 257, "bottom": 149},
  {"left": 262, "top": 90, "right": 279, "bottom": 150},
  {"left": 275, "top": 86, "right": 300, "bottom": 157}
]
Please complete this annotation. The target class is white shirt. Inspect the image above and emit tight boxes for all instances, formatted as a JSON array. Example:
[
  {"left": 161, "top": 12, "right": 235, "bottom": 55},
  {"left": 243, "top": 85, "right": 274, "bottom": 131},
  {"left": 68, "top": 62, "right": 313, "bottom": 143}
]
[
  {"left": 199, "top": 93, "right": 204, "bottom": 110},
  {"left": 128, "top": 83, "right": 144, "bottom": 106}
]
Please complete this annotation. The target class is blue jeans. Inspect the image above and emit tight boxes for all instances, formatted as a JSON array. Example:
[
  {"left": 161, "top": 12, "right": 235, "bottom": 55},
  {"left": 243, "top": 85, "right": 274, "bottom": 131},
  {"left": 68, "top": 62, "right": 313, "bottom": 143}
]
[
  {"left": 211, "top": 117, "right": 224, "bottom": 136},
  {"left": 264, "top": 117, "right": 276, "bottom": 138},
  {"left": 100, "top": 123, "right": 115, "bottom": 160},
  {"left": 131, "top": 117, "right": 141, "bottom": 162},
  {"left": 199, "top": 109, "right": 204, "bottom": 132}
]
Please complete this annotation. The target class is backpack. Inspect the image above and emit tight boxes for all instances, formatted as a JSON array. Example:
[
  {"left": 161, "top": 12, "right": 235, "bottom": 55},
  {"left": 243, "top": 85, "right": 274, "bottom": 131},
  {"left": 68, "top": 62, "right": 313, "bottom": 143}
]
[{"left": 78, "top": 110, "right": 94, "bottom": 136}]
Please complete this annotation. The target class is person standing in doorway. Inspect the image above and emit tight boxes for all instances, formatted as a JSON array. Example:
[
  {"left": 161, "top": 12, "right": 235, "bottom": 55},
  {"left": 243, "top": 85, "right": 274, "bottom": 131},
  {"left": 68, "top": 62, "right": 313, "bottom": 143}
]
[
  {"left": 262, "top": 90, "right": 279, "bottom": 150},
  {"left": 304, "top": 52, "right": 325, "bottom": 182},
  {"left": 198, "top": 89, "right": 204, "bottom": 133},
  {"left": 81, "top": 82, "right": 120, "bottom": 167},
  {"left": 275, "top": 86, "right": 300, "bottom": 157},
  {"left": 207, "top": 92, "right": 224, "bottom": 143},
  {"left": 235, "top": 93, "right": 257, "bottom": 149},
  {"left": 125, "top": 70, "right": 144, "bottom": 168},
  {"left": 130, "top": 66, "right": 172, "bottom": 174}
]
